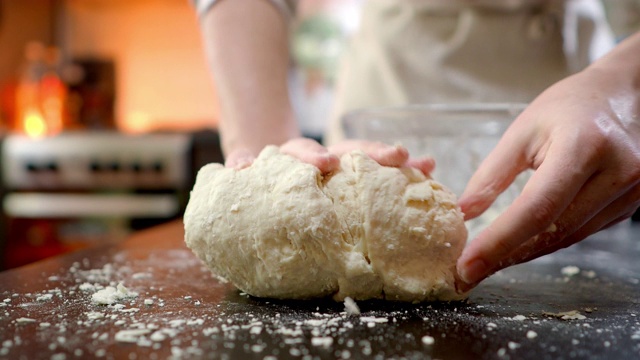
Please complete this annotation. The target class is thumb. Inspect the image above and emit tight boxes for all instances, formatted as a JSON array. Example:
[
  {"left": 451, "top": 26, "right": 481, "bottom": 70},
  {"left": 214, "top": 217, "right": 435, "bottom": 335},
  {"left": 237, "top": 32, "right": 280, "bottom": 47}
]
[{"left": 458, "top": 128, "right": 529, "bottom": 220}]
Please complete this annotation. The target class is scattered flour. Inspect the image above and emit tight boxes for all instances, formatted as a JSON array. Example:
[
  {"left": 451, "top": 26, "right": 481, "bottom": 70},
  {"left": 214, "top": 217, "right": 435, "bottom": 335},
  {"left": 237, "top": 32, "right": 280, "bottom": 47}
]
[
  {"left": 79, "top": 283, "right": 96, "bottom": 292},
  {"left": 91, "top": 283, "right": 138, "bottom": 305},
  {"left": 344, "top": 297, "right": 360, "bottom": 316},
  {"left": 311, "top": 336, "right": 334, "bottom": 347},
  {"left": 16, "top": 318, "right": 36, "bottom": 324},
  {"left": 561, "top": 266, "right": 581, "bottom": 277},
  {"left": 508, "top": 341, "right": 520, "bottom": 350},
  {"left": 36, "top": 294, "right": 53, "bottom": 302},
  {"left": 86, "top": 312, "right": 105, "bottom": 320},
  {"left": 360, "top": 316, "right": 389, "bottom": 324},
  {"left": 114, "top": 329, "right": 151, "bottom": 343},
  {"left": 543, "top": 310, "right": 587, "bottom": 320},
  {"left": 421, "top": 335, "right": 435, "bottom": 345}
]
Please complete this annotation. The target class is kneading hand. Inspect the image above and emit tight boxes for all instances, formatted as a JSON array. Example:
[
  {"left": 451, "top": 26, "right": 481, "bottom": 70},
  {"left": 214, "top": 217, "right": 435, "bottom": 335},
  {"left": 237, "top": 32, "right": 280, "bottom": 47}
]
[
  {"left": 455, "top": 67, "right": 640, "bottom": 292},
  {"left": 225, "top": 137, "right": 435, "bottom": 176}
]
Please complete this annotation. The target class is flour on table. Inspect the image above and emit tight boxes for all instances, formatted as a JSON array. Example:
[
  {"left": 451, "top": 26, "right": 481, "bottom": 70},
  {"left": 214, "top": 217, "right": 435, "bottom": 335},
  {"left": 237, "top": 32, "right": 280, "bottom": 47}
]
[
  {"left": 421, "top": 335, "right": 435, "bottom": 345},
  {"left": 543, "top": 310, "right": 587, "bottom": 320},
  {"left": 343, "top": 297, "right": 360, "bottom": 316},
  {"left": 561, "top": 265, "right": 581, "bottom": 277},
  {"left": 184, "top": 146, "right": 467, "bottom": 301},
  {"left": 91, "top": 283, "right": 138, "bottom": 305}
]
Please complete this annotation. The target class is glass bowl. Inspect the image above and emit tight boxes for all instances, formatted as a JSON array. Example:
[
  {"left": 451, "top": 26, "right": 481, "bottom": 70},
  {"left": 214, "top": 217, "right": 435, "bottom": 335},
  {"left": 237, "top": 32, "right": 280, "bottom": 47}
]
[{"left": 342, "top": 103, "right": 531, "bottom": 239}]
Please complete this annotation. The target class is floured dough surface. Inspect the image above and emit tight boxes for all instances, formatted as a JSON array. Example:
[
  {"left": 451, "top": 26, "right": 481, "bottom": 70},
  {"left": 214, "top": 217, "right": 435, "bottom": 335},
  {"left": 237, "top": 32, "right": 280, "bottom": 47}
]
[{"left": 184, "top": 146, "right": 467, "bottom": 302}]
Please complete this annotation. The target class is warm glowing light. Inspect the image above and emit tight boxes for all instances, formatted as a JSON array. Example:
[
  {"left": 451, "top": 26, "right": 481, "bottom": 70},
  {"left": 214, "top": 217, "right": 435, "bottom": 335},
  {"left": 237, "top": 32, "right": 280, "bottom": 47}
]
[
  {"left": 122, "top": 111, "right": 152, "bottom": 134},
  {"left": 23, "top": 109, "right": 47, "bottom": 138}
]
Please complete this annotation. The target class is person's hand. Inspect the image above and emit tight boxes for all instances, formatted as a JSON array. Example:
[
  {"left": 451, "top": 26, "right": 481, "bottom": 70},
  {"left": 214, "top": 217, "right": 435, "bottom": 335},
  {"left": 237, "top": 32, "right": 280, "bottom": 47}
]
[
  {"left": 225, "top": 138, "right": 340, "bottom": 172},
  {"left": 455, "top": 68, "right": 640, "bottom": 292},
  {"left": 327, "top": 139, "right": 435, "bottom": 175},
  {"left": 225, "top": 137, "right": 435, "bottom": 175}
]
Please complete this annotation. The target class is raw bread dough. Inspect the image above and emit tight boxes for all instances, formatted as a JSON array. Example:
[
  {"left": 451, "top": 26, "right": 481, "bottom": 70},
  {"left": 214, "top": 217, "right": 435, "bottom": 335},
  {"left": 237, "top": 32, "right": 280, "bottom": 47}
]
[{"left": 184, "top": 146, "right": 467, "bottom": 302}]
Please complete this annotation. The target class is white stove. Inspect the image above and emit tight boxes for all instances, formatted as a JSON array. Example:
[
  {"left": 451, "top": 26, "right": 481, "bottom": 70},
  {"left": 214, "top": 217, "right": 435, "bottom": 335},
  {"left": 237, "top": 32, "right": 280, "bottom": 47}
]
[
  {"left": 2, "top": 132, "right": 191, "bottom": 191},
  {"left": 0, "top": 131, "right": 197, "bottom": 269}
]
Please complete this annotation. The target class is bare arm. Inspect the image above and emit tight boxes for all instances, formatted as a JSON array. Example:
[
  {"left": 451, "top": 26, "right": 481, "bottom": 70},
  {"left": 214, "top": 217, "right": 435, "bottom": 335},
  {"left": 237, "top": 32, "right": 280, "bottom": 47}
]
[
  {"left": 199, "top": 0, "right": 435, "bottom": 174},
  {"left": 200, "top": 0, "right": 299, "bottom": 161}
]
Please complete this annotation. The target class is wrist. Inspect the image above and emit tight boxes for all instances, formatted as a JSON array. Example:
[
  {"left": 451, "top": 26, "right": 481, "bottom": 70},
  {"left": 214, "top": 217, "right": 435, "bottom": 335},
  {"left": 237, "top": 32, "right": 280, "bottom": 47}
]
[
  {"left": 585, "top": 32, "right": 640, "bottom": 90},
  {"left": 220, "top": 117, "right": 301, "bottom": 158}
]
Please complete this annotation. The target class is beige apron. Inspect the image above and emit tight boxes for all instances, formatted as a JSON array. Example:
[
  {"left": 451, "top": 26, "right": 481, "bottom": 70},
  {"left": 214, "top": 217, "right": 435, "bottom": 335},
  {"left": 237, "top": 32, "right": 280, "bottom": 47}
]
[{"left": 325, "top": 0, "right": 615, "bottom": 145}]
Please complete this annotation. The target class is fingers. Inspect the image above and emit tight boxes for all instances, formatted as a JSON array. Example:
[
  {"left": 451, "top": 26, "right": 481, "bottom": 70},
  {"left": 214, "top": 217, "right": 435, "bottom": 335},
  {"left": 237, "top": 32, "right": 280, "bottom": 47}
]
[
  {"left": 503, "top": 169, "right": 639, "bottom": 267},
  {"left": 328, "top": 140, "right": 409, "bottom": 168},
  {"left": 457, "top": 143, "right": 593, "bottom": 288},
  {"left": 226, "top": 138, "right": 340, "bottom": 173},
  {"left": 547, "top": 177, "right": 637, "bottom": 245},
  {"left": 560, "top": 184, "right": 640, "bottom": 243},
  {"left": 228, "top": 138, "right": 434, "bottom": 176},
  {"left": 457, "top": 162, "right": 639, "bottom": 293},
  {"left": 600, "top": 210, "right": 637, "bottom": 230},
  {"left": 458, "top": 127, "right": 529, "bottom": 221},
  {"left": 405, "top": 157, "right": 436, "bottom": 176},
  {"left": 503, "top": 185, "right": 639, "bottom": 270},
  {"left": 225, "top": 148, "right": 256, "bottom": 169},
  {"left": 280, "top": 138, "right": 340, "bottom": 174},
  {"left": 327, "top": 140, "right": 434, "bottom": 175}
]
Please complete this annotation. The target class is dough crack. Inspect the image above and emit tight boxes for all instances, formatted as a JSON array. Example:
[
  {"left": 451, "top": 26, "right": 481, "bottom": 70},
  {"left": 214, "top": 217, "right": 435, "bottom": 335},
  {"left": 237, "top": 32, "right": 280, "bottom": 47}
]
[
  {"left": 350, "top": 155, "right": 370, "bottom": 267},
  {"left": 318, "top": 176, "right": 355, "bottom": 247}
]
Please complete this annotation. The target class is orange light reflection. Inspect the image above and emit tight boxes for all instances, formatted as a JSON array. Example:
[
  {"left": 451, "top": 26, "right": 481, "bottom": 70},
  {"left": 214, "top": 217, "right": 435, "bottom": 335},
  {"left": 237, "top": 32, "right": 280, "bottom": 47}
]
[{"left": 23, "top": 109, "right": 48, "bottom": 138}]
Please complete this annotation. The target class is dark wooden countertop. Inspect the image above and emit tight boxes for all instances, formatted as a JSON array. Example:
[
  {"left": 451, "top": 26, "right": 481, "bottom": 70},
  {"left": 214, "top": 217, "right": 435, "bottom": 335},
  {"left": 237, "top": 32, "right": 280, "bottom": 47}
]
[{"left": 1, "top": 220, "right": 639, "bottom": 360}]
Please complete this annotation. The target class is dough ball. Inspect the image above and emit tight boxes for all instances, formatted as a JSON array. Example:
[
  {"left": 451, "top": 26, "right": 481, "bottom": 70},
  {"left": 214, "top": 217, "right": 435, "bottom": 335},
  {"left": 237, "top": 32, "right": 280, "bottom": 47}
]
[{"left": 184, "top": 146, "right": 467, "bottom": 302}]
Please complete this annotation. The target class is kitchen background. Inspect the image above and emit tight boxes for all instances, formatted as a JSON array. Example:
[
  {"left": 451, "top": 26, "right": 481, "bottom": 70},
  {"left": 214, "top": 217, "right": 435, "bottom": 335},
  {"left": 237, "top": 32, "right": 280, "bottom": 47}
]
[
  {"left": 0, "top": 0, "right": 225, "bottom": 270},
  {"left": 0, "top": 0, "right": 220, "bottom": 134},
  {"left": 0, "top": 0, "right": 638, "bottom": 270},
  {"left": 0, "top": 0, "right": 362, "bottom": 270}
]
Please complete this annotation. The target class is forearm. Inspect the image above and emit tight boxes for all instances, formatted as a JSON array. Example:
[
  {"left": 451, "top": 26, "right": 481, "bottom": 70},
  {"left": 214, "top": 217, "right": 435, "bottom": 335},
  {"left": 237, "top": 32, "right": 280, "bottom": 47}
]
[{"left": 200, "top": 0, "right": 300, "bottom": 157}]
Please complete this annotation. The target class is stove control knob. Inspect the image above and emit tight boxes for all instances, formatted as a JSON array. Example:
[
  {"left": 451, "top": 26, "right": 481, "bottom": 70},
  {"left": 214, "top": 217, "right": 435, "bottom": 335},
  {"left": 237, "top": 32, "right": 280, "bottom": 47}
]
[
  {"left": 131, "top": 162, "right": 143, "bottom": 173},
  {"left": 151, "top": 161, "right": 164, "bottom": 173},
  {"left": 25, "top": 162, "right": 39, "bottom": 172},
  {"left": 108, "top": 162, "right": 121, "bottom": 172},
  {"left": 24, "top": 162, "right": 58, "bottom": 173},
  {"left": 45, "top": 162, "right": 58, "bottom": 172},
  {"left": 89, "top": 161, "right": 101, "bottom": 172}
]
